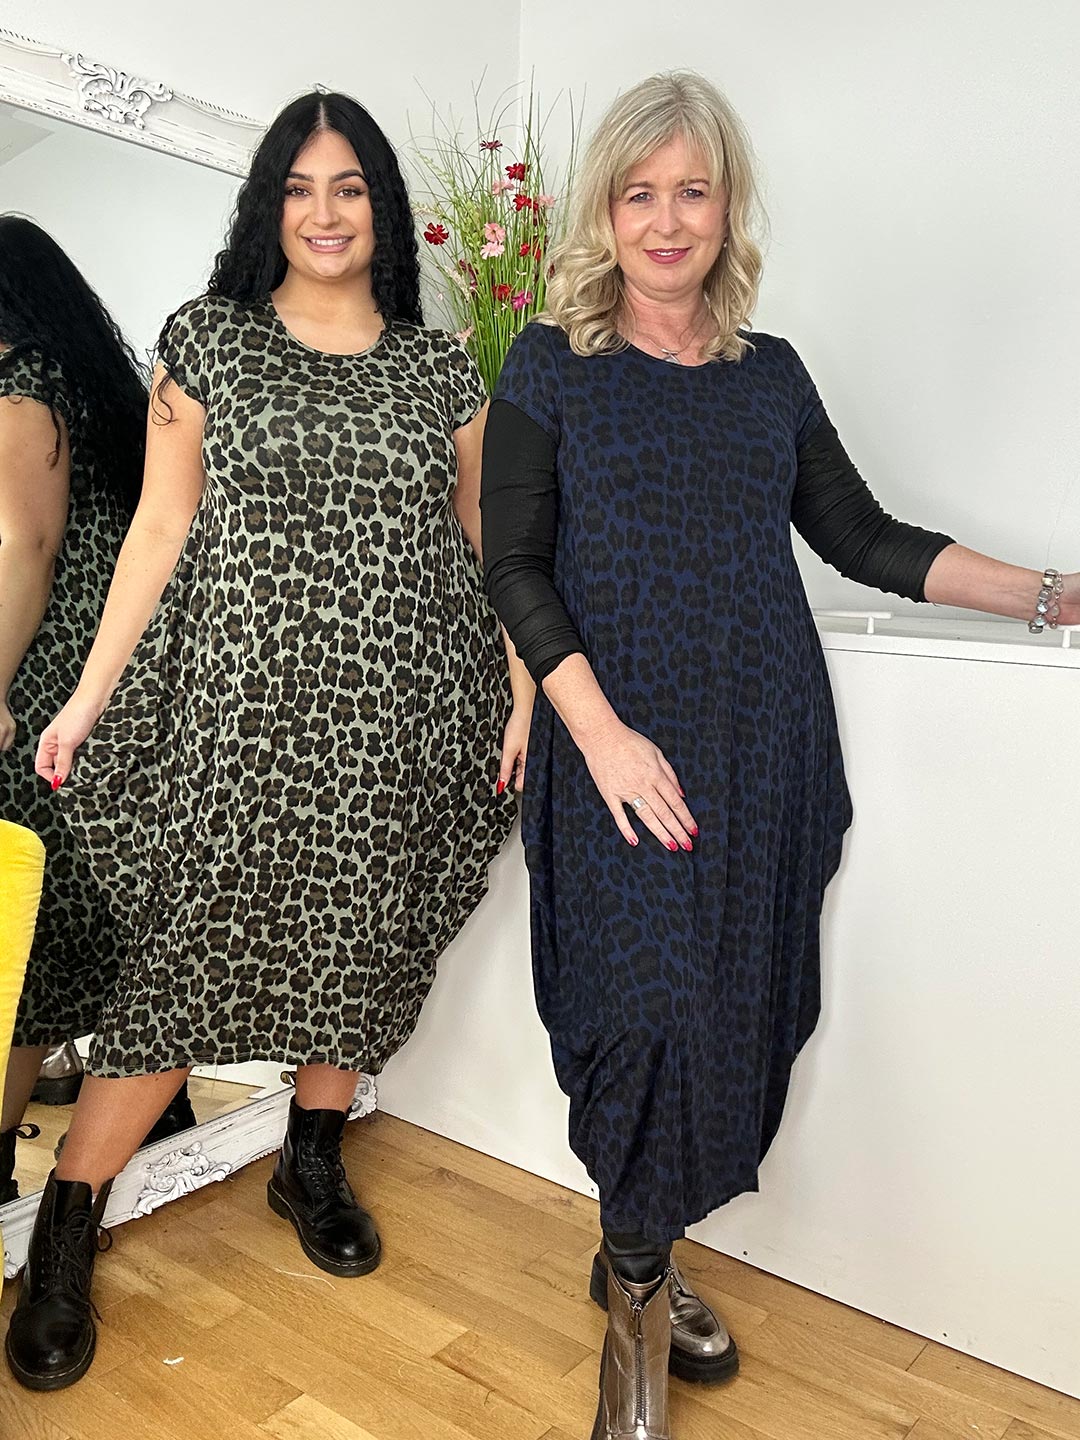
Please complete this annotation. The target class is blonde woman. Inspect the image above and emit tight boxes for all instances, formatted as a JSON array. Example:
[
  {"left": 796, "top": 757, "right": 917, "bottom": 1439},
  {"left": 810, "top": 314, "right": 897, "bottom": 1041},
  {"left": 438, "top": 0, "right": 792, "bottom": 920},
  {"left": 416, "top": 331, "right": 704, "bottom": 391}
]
[{"left": 481, "top": 71, "right": 1078, "bottom": 1439}]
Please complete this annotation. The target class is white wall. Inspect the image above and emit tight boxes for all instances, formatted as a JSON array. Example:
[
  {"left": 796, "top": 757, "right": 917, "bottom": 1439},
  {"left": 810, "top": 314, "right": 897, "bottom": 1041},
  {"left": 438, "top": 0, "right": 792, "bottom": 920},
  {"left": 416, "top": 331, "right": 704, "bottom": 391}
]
[{"left": 521, "top": 1, "right": 1080, "bottom": 613}]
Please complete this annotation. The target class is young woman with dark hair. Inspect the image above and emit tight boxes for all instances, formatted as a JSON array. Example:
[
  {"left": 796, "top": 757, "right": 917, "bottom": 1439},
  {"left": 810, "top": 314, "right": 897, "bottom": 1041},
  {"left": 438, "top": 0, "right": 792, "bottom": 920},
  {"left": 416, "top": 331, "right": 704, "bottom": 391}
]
[
  {"left": 0, "top": 216, "right": 148, "bottom": 1198},
  {"left": 11, "top": 92, "right": 528, "bottom": 1392}
]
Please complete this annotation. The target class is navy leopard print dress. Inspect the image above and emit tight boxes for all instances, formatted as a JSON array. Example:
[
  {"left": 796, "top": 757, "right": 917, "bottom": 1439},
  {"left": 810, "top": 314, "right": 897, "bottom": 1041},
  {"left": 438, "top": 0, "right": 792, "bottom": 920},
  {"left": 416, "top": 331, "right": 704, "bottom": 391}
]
[{"left": 493, "top": 323, "right": 854, "bottom": 1240}]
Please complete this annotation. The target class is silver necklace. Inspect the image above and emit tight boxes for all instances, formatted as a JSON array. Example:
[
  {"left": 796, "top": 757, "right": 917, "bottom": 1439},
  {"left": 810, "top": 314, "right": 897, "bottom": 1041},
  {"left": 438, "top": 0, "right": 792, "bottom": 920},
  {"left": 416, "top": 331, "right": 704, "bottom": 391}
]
[{"left": 631, "top": 306, "right": 712, "bottom": 365}]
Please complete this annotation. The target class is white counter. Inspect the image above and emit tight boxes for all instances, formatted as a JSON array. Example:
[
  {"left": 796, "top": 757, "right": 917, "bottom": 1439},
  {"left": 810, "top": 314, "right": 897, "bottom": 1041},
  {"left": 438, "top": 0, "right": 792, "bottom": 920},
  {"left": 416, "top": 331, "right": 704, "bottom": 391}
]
[{"left": 377, "top": 614, "right": 1080, "bottom": 1398}]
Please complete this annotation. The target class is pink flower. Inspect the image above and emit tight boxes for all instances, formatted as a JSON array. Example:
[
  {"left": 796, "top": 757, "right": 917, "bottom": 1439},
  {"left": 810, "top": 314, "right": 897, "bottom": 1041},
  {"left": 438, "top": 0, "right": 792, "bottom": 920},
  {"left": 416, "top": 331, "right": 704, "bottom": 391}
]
[
  {"left": 493, "top": 283, "right": 512, "bottom": 301},
  {"left": 535, "top": 193, "right": 556, "bottom": 208},
  {"left": 423, "top": 222, "right": 449, "bottom": 245},
  {"left": 480, "top": 139, "right": 502, "bottom": 151},
  {"left": 483, "top": 222, "right": 506, "bottom": 244},
  {"left": 511, "top": 289, "right": 533, "bottom": 311},
  {"left": 491, "top": 178, "right": 516, "bottom": 196},
  {"left": 505, "top": 162, "right": 527, "bottom": 182},
  {"left": 480, "top": 239, "right": 505, "bottom": 258},
  {"left": 455, "top": 326, "right": 474, "bottom": 342}
]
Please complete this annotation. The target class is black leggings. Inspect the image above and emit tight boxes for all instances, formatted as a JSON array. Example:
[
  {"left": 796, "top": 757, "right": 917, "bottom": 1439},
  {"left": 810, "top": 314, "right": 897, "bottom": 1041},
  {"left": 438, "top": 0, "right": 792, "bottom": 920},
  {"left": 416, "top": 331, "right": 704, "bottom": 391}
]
[{"left": 604, "top": 1228, "right": 674, "bottom": 1285}]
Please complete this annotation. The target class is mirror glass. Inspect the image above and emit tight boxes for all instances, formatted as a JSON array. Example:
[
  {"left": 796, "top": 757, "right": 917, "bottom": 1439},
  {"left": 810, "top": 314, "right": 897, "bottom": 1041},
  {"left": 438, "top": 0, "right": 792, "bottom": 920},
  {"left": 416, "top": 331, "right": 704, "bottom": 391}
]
[{"left": 0, "top": 98, "right": 263, "bottom": 1207}]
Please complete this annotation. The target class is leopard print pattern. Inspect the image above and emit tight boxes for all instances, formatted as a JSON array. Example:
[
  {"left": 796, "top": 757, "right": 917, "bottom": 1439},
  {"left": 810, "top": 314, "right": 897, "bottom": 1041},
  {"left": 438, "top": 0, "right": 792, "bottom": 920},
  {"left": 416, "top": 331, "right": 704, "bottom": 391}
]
[
  {"left": 0, "top": 349, "right": 126, "bottom": 1045},
  {"left": 493, "top": 322, "right": 853, "bottom": 1241},
  {"left": 60, "top": 296, "right": 516, "bottom": 1077}
]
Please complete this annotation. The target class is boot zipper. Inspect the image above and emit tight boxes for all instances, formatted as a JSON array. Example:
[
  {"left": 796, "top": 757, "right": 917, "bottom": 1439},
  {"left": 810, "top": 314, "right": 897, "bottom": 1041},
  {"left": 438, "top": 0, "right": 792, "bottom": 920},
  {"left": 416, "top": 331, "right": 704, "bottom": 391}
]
[{"left": 632, "top": 1298, "right": 646, "bottom": 1428}]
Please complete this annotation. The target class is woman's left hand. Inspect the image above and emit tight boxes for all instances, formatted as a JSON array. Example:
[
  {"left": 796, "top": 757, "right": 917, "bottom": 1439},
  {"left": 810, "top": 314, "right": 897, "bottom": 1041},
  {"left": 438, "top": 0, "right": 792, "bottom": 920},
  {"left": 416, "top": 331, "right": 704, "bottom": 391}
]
[{"left": 498, "top": 700, "right": 532, "bottom": 795}]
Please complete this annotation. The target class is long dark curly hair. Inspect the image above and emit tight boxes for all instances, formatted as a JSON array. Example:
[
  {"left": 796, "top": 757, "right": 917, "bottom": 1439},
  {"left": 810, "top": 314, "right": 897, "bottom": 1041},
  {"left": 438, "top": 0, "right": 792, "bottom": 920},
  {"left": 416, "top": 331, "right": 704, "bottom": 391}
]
[
  {"left": 207, "top": 91, "right": 423, "bottom": 323},
  {"left": 0, "top": 216, "right": 147, "bottom": 516}
]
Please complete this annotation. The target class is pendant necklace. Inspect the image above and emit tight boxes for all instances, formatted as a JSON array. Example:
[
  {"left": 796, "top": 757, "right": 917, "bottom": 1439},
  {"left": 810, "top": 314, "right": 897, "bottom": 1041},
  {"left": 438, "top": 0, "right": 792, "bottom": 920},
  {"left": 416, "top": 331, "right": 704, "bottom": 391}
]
[{"left": 632, "top": 306, "right": 712, "bottom": 365}]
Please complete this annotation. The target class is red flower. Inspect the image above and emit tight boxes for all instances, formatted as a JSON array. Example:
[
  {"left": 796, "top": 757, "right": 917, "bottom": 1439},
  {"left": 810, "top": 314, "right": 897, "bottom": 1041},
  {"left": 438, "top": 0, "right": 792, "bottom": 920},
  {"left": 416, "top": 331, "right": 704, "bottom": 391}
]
[
  {"left": 492, "top": 283, "right": 513, "bottom": 301},
  {"left": 424, "top": 222, "right": 449, "bottom": 246},
  {"left": 480, "top": 139, "right": 503, "bottom": 151},
  {"left": 519, "top": 241, "right": 543, "bottom": 259},
  {"left": 514, "top": 193, "right": 534, "bottom": 212},
  {"left": 505, "top": 162, "right": 527, "bottom": 181}
]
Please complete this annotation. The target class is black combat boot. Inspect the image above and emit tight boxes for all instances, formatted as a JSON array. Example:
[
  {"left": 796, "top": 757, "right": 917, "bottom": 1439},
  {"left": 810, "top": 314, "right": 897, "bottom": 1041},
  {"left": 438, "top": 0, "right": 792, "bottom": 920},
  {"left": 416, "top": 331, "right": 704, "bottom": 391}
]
[
  {"left": 5, "top": 1169, "right": 112, "bottom": 1390},
  {"left": 266, "top": 1098, "right": 380, "bottom": 1277}
]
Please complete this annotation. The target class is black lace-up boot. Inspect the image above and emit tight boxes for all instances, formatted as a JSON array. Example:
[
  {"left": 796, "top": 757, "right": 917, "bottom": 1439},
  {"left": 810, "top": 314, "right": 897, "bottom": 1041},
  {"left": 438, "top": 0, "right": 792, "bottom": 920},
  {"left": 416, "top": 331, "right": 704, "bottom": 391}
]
[
  {"left": 266, "top": 1099, "right": 381, "bottom": 1277},
  {"left": 5, "top": 1170, "right": 113, "bottom": 1390}
]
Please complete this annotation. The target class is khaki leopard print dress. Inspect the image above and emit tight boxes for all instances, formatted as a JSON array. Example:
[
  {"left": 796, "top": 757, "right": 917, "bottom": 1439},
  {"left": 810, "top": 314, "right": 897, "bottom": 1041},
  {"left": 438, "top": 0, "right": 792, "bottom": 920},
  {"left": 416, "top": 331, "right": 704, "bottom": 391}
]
[
  {"left": 60, "top": 295, "right": 516, "bottom": 1077},
  {"left": 0, "top": 348, "right": 126, "bottom": 1045}
]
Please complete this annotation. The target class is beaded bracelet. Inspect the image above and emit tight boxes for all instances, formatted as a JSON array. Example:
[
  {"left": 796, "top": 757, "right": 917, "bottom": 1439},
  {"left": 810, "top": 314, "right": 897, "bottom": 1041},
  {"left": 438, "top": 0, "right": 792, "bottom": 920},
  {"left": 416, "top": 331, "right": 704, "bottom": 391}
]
[{"left": 1028, "top": 567, "right": 1064, "bottom": 634}]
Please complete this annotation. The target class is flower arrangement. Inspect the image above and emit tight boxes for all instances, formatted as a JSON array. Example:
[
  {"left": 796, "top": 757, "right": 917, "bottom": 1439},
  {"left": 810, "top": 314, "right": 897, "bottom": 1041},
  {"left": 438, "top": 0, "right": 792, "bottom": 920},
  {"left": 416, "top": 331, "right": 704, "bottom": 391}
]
[{"left": 410, "top": 85, "right": 578, "bottom": 393}]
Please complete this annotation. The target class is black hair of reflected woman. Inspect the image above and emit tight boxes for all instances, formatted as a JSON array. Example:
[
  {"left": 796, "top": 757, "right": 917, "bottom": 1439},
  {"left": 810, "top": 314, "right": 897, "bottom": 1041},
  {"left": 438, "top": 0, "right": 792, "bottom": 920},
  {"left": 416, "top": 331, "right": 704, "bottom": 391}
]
[
  {"left": 206, "top": 90, "right": 423, "bottom": 325},
  {"left": 0, "top": 214, "right": 148, "bottom": 518}
]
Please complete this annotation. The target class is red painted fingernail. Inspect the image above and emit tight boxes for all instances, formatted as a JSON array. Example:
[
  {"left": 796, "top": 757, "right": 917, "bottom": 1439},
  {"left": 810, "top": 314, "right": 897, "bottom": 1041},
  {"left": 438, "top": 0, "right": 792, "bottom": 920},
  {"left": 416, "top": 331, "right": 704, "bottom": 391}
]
[
  {"left": 51, "top": 774, "right": 63, "bottom": 791},
  {"left": 682, "top": 841, "right": 693, "bottom": 851},
  {"left": 690, "top": 825, "right": 699, "bottom": 837},
  {"left": 679, "top": 787, "right": 686, "bottom": 797},
  {"left": 628, "top": 835, "right": 639, "bottom": 846},
  {"left": 496, "top": 780, "right": 506, "bottom": 795},
  {"left": 667, "top": 840, "right": 678, "bottom": 851}
]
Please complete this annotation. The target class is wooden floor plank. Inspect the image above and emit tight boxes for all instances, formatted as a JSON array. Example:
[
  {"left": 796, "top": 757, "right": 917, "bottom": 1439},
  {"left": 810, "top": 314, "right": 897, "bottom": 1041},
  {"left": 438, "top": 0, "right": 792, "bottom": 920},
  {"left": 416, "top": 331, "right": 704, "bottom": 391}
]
[
  {"left": 738, "top": 1313, "right": 1012, "bottom": 1438},
  {"left": 261, "top": 1394, "right": 383, "bottom": 1440},
  {"left": 909, "top": 1347, "right": 1080, "bottom": 1440}
]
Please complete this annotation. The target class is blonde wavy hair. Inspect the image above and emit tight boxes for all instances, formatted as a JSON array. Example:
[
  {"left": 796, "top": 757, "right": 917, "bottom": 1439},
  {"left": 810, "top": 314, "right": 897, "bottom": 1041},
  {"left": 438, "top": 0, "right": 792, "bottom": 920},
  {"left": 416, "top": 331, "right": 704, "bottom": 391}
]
[{"left": 542, "top": 71, "right": 765, "bottom": 362}]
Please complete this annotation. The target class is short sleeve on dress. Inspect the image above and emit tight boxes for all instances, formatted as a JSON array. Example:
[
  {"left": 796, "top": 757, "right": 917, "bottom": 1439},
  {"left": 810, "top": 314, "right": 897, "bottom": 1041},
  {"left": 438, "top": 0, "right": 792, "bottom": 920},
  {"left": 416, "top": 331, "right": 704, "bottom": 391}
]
[
  {"left": 157, "top": 296, "right": 214, "bottom": 408},
  {"left": 441, "top": 336, "right": 488, "bottom": 430},
  {"left": 0, "top": 348, "right": 74, "bottom": 430},
  {"left": 493, "top": 322, "right": 562, "bottom": 441}
]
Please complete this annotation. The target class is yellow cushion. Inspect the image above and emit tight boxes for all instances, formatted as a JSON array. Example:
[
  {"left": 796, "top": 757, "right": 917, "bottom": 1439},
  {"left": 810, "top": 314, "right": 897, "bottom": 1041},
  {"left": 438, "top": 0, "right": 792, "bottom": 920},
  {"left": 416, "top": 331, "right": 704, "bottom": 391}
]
[{"left": 0, "top": 821, "right": 46, "bottom": 1282}]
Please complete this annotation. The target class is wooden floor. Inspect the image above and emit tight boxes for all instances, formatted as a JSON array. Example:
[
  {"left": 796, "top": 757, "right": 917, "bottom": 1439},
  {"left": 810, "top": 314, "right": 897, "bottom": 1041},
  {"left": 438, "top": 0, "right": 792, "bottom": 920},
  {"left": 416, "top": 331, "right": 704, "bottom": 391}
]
[{"left": 0, "top": 1110, "right": 1077, "bottom": 1440}]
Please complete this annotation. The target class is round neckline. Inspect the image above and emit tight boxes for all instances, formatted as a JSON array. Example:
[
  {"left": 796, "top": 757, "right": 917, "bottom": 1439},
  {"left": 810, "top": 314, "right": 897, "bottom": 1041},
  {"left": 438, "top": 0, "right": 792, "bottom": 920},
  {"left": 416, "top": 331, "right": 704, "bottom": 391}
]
[
  {"left": 622, "top": 340, "right": 715, "bottom": 371},
  {"left": 265, "top": 297, "right": 389, "bottom": 360}
]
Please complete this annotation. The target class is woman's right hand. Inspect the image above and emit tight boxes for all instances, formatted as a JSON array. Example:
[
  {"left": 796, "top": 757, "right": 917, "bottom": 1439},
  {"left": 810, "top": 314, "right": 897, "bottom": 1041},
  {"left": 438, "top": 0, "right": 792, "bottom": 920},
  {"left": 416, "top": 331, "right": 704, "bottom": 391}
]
[
  {"left": 579, "top": 718, "right": 698, "bottom": 851},
  {"left": 35, "top": 690, "right": 107, "bottom": 790}
]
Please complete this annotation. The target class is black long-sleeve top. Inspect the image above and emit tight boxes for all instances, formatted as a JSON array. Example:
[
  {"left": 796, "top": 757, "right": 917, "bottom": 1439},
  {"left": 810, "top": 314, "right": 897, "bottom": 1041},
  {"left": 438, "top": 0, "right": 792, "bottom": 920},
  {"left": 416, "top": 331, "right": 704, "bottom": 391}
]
[{"left": 482, "top": 397, "right": 955, "bottom": 685}]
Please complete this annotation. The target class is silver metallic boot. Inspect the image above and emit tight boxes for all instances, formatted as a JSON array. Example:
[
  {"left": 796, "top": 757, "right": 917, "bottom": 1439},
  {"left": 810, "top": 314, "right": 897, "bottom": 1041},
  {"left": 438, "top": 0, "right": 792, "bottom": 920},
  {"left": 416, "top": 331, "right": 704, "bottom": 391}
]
[
  {"left": 30, "top": 1043, "right": 84, "bottom": 1107},
  {"left": 591, "top": 1250, "right": 738, "bottom": 1383},
  {"left": 591, "top": 1254, "right": 671, "bottom": 1440}
]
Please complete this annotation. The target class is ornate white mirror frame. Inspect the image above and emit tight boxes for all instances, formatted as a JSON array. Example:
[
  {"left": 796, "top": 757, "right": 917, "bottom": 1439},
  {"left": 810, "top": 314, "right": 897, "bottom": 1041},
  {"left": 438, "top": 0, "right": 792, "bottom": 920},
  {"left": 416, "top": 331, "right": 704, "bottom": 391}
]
[
  {"left": 0, "top": 27, "right": 377, "bottom": 1275},
  {"left": 0, "top": 25, "right": 264, "bottom": 175}
]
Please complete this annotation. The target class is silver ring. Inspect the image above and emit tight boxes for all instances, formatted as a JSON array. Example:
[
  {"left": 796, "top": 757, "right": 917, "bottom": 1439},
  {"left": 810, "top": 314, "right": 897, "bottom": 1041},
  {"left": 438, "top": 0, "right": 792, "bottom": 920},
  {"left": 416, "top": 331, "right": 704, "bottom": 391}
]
[{"left": 630, "top": 796, "right": 647, "bottom": 812}]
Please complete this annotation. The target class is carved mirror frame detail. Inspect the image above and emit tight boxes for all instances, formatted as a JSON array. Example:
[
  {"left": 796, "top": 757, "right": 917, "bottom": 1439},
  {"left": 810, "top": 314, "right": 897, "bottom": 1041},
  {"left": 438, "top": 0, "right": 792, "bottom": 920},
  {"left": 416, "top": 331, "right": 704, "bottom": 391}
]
[{"left": 0, "top": 26, "right": 263, "bottom": 174}]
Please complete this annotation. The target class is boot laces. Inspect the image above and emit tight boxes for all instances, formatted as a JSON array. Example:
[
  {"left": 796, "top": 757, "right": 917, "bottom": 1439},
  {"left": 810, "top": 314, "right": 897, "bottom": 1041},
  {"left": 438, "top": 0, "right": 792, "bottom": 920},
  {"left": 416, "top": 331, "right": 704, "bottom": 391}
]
[
  {"left": 39, "top": 1213, "right": 112, "bottom": 1319},
  {"left": 299, "top": 1141, "right": 353, "bottom": 1209}
]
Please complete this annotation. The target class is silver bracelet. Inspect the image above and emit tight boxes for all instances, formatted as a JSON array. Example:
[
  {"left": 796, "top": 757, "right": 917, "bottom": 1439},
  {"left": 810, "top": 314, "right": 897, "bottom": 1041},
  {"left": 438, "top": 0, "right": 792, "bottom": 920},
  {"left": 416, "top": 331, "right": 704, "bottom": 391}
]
[{"left": 1028, "top": 567, "right": 1064, "bottom": 634}]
